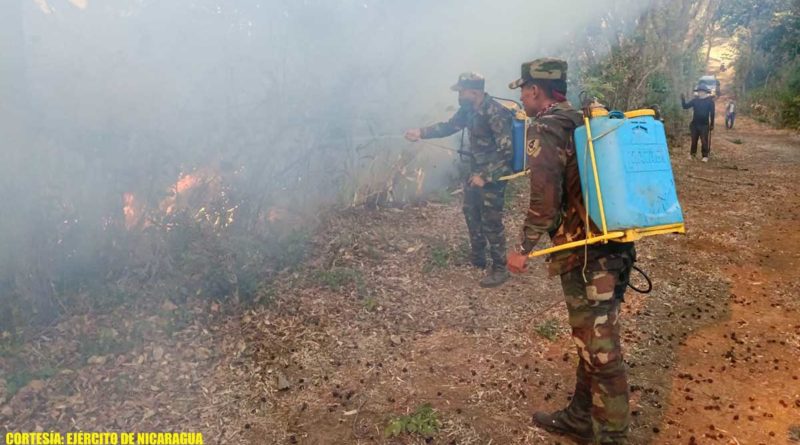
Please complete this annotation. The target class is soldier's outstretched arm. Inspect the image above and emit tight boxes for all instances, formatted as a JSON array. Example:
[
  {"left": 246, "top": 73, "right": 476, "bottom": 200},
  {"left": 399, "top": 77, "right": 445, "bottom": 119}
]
[
  {"left": 519, "top": 121, "right": 566, "bottom": 254},
  {"left": 419, "top": 107, "right": 468, "bottom": 139}
]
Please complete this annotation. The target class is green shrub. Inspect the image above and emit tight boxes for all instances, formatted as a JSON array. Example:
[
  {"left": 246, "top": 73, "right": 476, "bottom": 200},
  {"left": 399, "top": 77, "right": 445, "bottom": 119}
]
[
  {"left": 385, "top": 404, "right": 440, "bottom": 439},
  {"left": 423, "top": 244, "right": 450, "bottom": 273},
  {"left": 4, "top": 366, "right": 58, "bottom": 399},
  {"left": 534, "top": 318, "right": 561, "bottom": 341},
  {"left": 312, "top": 267, "right": 364, "bottom": 293}
]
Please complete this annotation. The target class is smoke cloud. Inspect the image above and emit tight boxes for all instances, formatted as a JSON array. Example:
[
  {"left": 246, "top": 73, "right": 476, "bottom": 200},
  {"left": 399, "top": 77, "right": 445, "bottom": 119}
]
[{"left": 0, "top": 0, "right": 651, "bottom": 323}]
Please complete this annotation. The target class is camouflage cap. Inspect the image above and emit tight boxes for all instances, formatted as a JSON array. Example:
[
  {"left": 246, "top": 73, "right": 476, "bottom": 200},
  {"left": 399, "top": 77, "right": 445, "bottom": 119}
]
[
  {"left": 508, "top": 58, "right": 568, "bottom": 89},
  {"left": 451, "top": 72, "right": 485, "bottom": 91}
]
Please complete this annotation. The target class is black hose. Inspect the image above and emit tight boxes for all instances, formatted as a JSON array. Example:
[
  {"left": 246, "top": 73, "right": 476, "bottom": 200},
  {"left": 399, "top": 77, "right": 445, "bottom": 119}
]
[{"left": 627, "top": 265, "right": 652, "bottom": 294}]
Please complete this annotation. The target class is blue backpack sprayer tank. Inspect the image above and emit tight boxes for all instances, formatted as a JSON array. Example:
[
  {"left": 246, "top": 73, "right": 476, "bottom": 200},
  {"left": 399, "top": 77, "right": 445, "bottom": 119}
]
[
  {"left": 492, "top": 98, "right": 529, "bottom": 179},
  {"left": 527, "top": 101, "right": 686, "bottom": 260}
]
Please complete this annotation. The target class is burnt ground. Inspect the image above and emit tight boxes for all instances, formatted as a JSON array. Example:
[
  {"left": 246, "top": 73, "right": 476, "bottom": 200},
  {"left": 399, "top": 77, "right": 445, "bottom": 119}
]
[{"left": 2, "top": 64, "right": 800, "bottom": 444}]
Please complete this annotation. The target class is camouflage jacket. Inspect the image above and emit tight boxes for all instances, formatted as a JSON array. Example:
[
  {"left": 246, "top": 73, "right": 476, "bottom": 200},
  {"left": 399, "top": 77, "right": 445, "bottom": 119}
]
[
  {"left": 520, "top": 101, "right": 633, "bottom": 276},
  {"left": 420, "top": 93, "right": 513, "bottom": 182}
]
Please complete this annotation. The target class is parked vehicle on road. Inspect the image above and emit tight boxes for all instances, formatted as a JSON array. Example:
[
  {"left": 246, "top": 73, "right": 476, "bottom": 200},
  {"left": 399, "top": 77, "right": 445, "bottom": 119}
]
[{"left": 697, "top": 75, "right": 721, "bottom": 96}]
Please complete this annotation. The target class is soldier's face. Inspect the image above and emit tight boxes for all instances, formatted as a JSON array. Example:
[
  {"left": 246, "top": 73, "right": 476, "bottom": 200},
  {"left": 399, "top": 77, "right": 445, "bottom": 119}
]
[
  {"left": 458, "top": 89, "right": 479, "bottom": 108},
  {"left": 520, "top": 84, "right": 541, "bottom": 117},
  {"left": 458, "top": 90, "right": 470, "bottom": 107}
]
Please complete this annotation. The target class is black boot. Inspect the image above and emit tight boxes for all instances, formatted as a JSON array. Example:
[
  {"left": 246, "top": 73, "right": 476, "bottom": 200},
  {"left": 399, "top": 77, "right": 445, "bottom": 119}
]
[
  {"left": 479, "top": 268, "right": 509, "bottom": 288},
  {"left": 532, "top": 409, "right": 593, "bottom": 444},
  {"left": 533, "top": 361, "right": 594, "bottom": 442}
]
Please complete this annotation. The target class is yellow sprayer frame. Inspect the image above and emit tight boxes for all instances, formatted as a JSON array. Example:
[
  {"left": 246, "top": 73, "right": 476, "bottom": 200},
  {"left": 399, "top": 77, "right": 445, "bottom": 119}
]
[{"left": 526, "top": 109, "right": 685, "bottom": 258}]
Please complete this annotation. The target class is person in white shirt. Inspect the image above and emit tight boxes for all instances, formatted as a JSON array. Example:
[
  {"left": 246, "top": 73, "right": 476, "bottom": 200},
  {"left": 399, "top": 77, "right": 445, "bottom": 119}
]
[{"left": 725, "top": 101, "right": 736, "bottom": 129}]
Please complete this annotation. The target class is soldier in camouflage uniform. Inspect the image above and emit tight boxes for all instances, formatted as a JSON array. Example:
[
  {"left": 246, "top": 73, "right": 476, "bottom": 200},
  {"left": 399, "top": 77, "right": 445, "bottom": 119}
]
[
  {"left": 405, "top": 72, "right": 514, "bottom": 288},
  {"left": 506, "top": 59, "right": 636, "bottom": 444}
]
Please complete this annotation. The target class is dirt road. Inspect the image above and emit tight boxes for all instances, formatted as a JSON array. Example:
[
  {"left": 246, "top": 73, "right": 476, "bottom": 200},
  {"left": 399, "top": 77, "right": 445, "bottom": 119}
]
[{"left": 647, "top": 51, "right": 800, "bottom": 445}]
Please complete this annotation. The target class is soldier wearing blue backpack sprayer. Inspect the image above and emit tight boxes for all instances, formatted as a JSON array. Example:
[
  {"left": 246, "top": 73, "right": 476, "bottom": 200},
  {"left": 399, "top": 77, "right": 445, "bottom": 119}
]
[
  {"left": 405, "top": 72, "right": 514, "bottom": 288},
  {"left": 506, "top": 58, "right": 636, "bottom": 445}
]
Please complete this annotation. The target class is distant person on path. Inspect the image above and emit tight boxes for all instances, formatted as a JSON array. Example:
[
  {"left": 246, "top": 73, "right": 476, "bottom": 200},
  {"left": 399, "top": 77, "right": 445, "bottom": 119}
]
[
  {"left": 681, "top": 86, "right": 715, "bottom": 162},
  {"left": 725, "top": 100, "right": 736, "bottom": 129}
]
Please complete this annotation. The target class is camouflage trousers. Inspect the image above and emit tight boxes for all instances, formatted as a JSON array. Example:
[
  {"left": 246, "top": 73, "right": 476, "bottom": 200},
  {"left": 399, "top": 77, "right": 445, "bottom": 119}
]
[
  {"left": 463, "top": 181, "right": 507, "bottom": 270},
  {"left": 559, "top": 249, "right": 635, "bottom": 444}
]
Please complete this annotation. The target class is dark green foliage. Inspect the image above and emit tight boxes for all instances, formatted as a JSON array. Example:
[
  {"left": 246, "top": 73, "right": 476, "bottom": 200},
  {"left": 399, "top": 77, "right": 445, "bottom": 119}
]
[
  {"left": 721, "top": 0, "right": 800, "bottom": 128},
  {"left": 573, "top": 1, "right": 712, "bottom": 143},
  {"left": 4, "top": 366, "right": 58, "bottom": 399}
]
